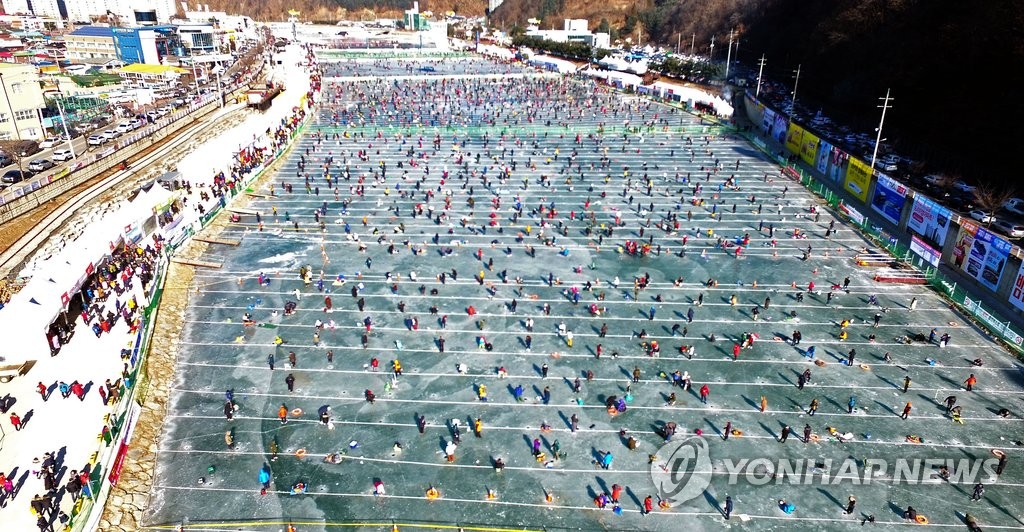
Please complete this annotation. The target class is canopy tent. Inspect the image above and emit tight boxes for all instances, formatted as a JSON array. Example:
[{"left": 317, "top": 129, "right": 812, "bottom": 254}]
[
  {"left": 527, "top": 54, "right": 576, "bottom": 74},
  {"left": 649, "top": 81, "right": 734, "bottom": 117},
  {"left": 581, "top": 68, "right": 643, "bottom": 90}
]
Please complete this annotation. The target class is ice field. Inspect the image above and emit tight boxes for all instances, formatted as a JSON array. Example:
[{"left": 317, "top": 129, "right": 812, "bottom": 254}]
[{"left": 145, "top": 58, "right": 1024, "bottom": 531}]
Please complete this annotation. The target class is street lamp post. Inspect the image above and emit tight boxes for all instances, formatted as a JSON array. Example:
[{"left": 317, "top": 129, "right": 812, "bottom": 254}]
[
  {"left": 755, "top": 55, "right": 766, "bottom": 98},
  {"left": 53, "top": 93, "right": 76, "bottom": 159},
  {"left": 869, "top": 88, "right": 894, "bottom": 176},
  {"left": 724, "top": 29, "right": 734, "bottom": 82}
]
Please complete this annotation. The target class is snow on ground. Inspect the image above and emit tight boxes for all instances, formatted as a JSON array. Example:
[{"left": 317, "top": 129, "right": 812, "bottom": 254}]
[
  {"left": 0, "top": 43, "right": 316, "bottom": 532},
  {"left": 0, "top": 276, "right": 150, "bottom": 531}
]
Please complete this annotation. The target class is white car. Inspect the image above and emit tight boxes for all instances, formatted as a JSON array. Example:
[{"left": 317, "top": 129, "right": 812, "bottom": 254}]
[
  {"left": 87, "top": 135, "right": 107, "bottom": 146},
  {"left": 103, "top": 129, "right": 121, "bottom": 141},
  {"left": 52, "top": 148, "right": 74, "bottom": 161},
  {"left": 27, "top": 158, "right": 54, "bottom": 172},
  {"left": 953, "top": 181, "right": 976, "bottom": 193},
  {"left": 968, "top": 210, "right": 995, "bottom": 224},
  {"left": 116, "top": 122, "right": 135, "bottom": 134},
  {"left": 993, "top": 219, "right": 1024, "bottom": 238},
  {"left": 39, "top": 136, "right": 65, "bottom": 149}
]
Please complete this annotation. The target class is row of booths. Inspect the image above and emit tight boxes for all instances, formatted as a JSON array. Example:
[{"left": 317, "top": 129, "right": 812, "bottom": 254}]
[{"left": 0, "top": 181, "right": 185, "bottom": 383}]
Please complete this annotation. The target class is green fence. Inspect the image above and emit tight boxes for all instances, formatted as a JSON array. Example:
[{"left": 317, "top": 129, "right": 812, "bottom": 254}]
[{"left": 766, "top": 142, "right": 1024, "bottom": 356}]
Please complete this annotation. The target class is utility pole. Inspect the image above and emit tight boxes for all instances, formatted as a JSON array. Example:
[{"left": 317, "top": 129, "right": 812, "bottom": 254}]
[
  {"left": 677, "top": 33, "right": 681, "bottom": 55},
  {"left": 690, "top": 33, "right": 695, "bottom": 56},
  {"left": 709, "top": 35, "right": 715, "bottom": 60},
  {"left": 53, "top": 94, "right": 75, "bottom": 159},
  {"left": 724, "top": 28, "right": 734, "bottom": 81},
  {"left": 869, "top": 88, "right": 894, "bottom": 175},
  {"left": 791, "top": 64, "right": 801, "bottom": 113},
  {"left": 755, "top": 54, "right": 766, "bottom": 97}
]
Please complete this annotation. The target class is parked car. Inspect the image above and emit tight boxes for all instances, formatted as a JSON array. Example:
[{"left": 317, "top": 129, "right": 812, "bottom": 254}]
[
  {"left": 878, "top": 154, "right": 900, "bottom": 172},
  {"left": 1003, "top": 198, "right": 1024, "bottom": 216},
  {"left": 993, "top": 219, "right": 1024, "bottom": 239},
  {"left": 0, "top": 152, "right": 11, "bottom": 167},
  {"left": 116, "top": 122, "right": 135, "bottom": 134},
  {"left": 968, "top": 210, "right": 995, "bottom": 224},
  {"left": 103, "top": 129, "right": 121, "bottom": 140},
  {"left": 39, "top": 136, "right": 67, "bottom": 149},
  {"left": 27, "top": 158, "right": 54, "bottom": 172},
  {"left": 1, "top": 169, "right": 34, "bottom": 185},
  {"left": 87, "top": 134, "right": 107, "bottom": 146},
  {"left": 52, "top": 148, "right": 74, "bottom": 161},
  {"left": 953, "top": 181, "right": 976, "bottom": 193}
]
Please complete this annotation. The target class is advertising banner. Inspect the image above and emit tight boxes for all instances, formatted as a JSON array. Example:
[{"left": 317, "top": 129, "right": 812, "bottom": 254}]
[
  {"left": 771, "top": 113, "right": 788, "bottom": 144},
  {"left": 870, "top": 175, "right": 909, "bottom": 225},
  {"left": 843, "top": 157, "right": 872, "bottom": 202},
  {"left": 829, "top": 145, "right": 848, "bottom": 182},
  {"left": 907, "top": 195, "right": 952, "bottom": 249},
  {"left": 762, "top": 108, "right": 775, "bottom": 135},
  {"left": 816, "top": 140, "right": 831, "bottom": 174},
  {"left": 839, "top": 202, "right": 865, "bottom": 225},
  {"left": 966, "top": 227, "right": 1011, "bottom": 291},
  {"left": 1009, "top": 262, "right": 1024, "bottom": 312},
  {"left": 910, "top": 235, "right": 941, "bottom": 267},
  {"left": 953, "top": 220, "right": 978, "bottom": 271},
  {"left": 800, "top": 129, "right": 820, "bottom": 166},
  {"left": 785, "top": 123, "right": 804, "bottom": 155}
]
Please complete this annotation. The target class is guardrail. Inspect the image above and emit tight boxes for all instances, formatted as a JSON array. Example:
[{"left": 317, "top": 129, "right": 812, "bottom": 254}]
[
  {"left": 738, "top": 128, "right": 1024, "bottom": 356},
  {"left": 68, "top": 89, "right": 317, "bottom": 532},
  {"left": 0, "top": 80, "right": 260, "bottom": 226}
]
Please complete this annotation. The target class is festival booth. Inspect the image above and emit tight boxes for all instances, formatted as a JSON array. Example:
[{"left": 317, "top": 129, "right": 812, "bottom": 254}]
[
  {"left": 477, "top": 44, "right": 515, "bottom": 61},
  {"left": 527, "top": 54, "right": 577, "bottom": 74},
  {"left": 582, "top": 69, "right": 643, "bottom": 91}
]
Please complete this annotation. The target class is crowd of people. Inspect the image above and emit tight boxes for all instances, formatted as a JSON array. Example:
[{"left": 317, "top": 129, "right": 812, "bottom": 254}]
[{"left": 169, "top": 55, "right": 1021, "bottom": 528}]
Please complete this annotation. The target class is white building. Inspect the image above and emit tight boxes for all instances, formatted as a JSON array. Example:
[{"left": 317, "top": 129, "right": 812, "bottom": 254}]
[
  {"left": 0, "top": 62, "right": 46, "bottom": 140},
  {"left": 526, "top": 19, "right": 610, "bottom": 50},
  {"left": 1, "top": 0, "right": 64, "bottom": 20},
  {"left": 64, "top": 0, "right": 178, "bottom": 24}
]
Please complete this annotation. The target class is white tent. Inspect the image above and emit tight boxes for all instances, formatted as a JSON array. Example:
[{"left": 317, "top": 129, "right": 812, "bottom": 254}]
[{"left": 528, "top": 54, "right": 577, "bottom": 74}]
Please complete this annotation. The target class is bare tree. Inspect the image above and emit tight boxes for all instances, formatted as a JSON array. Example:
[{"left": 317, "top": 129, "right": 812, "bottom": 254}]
[
  {"left": 933, "top": 172, "right": 959, "bottom": 199},
  {"left": 973, "top": 184, "right": 1017, "bottom": 226},
  {"left": 0, "top": 139, "right": 32, "bottom": 174}
]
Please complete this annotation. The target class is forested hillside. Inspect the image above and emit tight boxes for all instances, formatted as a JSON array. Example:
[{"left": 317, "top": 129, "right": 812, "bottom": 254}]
[
  {"left": 204, "top": 0, "right": 1022, "bottom": 181},
  {"left": 492, "top": 0, "right": 1024, "bottom": 182},
  {"left": 198, "top": 0, "right": 484, "bottom": 22}
]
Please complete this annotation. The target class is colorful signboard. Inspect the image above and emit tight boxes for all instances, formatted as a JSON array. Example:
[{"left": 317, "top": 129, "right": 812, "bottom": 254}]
[
  {"left": 870, "top": 175, "right": 909, "bottom": 225},
  {"left": 828, "top": 145, "right": 848, "bottom": 182},
  {"left": 843, "top": 157, "right": 872, "bottom": 202},
  {"left": 785, "top": 123, "right": 804, "bottom": 155},
  {"left": 907, "top": 195, "right": 952, "bottom": 250},
  {"left": 800, "top": 129, "right": 820, "bottom": 166},
  {"left": 965, "top": 226, "right": 1011, "bottom": 291},
  {"left": 771, "top": 113, "right": 788, "bottom": 144},
  {"left": 1009, "top": 262, "right": 1024, "bottom": 312},
  {"left": 910, "top": 235, "right": 941, "bottom": 267},
  {"left": 815, "top": 140, "right": 831, "bottom": 174}
]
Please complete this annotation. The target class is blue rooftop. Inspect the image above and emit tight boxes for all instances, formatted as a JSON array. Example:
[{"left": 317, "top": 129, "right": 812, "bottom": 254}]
[{"left": 69, "top": 26, "right": 115, "bottom": 38}]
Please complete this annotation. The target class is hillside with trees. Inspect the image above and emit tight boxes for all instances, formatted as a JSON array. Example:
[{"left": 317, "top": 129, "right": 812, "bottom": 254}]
[
  {"left": 491, "top": 0, "right": 1024, "bottom": 184},
  {"left": 199, "top": 0, "right": 484, "bottom": 22}
]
